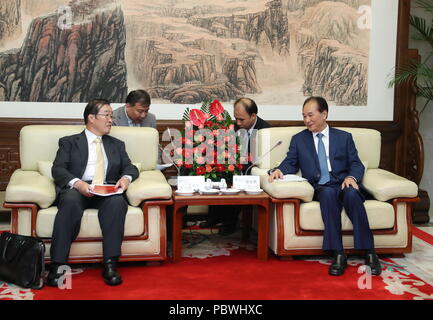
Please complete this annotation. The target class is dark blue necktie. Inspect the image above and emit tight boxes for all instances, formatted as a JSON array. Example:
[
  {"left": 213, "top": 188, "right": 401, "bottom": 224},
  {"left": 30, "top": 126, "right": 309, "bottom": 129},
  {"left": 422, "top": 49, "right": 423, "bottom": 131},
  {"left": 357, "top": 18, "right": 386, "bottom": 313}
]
[{"left": 317, "top": 133, "right": 330, "bottom": 185}]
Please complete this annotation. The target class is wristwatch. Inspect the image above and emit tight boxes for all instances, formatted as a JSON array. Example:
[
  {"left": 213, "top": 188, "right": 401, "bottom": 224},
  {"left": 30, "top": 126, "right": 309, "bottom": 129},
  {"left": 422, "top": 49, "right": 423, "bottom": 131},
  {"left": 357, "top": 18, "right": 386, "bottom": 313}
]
[{"left": 267, "top": 168, "right": 278, "bottom": 175}]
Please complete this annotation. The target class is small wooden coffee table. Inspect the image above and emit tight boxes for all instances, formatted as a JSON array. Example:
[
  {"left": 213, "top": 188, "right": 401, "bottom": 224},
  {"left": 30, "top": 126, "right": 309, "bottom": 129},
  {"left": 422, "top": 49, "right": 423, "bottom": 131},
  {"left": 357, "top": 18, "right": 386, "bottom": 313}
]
[{"left": 170, "top": 191, "right": 270, "bottom": 262}]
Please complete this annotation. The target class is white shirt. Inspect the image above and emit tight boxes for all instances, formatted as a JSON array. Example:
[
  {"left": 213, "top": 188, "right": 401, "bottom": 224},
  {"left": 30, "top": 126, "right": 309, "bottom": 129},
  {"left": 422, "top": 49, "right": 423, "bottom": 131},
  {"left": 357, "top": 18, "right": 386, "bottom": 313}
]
[
  {"left": 81, "top": 129, "right": 109, "bottom": 182},
  {"left": 124, "top": 106, "right": 140, "bottom": 127},
  {"left": 313, "top": 125, "right": 332, "bottom": 171},
  {"left": 68, "top": 130, "right": 109, "bottom": 188},
  {"left": 239, "top": 117, "right": 258, "bottom": 151}
]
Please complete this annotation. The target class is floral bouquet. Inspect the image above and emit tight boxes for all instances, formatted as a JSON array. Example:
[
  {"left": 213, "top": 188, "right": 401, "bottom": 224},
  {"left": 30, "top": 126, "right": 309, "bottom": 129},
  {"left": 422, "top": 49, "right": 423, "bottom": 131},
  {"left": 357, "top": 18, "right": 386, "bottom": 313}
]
[{"left": 170, "top": 100, "right": 245, "bottom": 183}]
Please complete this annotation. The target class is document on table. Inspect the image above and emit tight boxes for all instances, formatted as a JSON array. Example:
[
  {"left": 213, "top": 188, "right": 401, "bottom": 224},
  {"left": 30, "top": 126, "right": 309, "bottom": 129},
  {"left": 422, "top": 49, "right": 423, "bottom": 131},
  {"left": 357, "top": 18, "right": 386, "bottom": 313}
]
[{"left": 278, "top": 174, "right": 307, "bottom": 182}]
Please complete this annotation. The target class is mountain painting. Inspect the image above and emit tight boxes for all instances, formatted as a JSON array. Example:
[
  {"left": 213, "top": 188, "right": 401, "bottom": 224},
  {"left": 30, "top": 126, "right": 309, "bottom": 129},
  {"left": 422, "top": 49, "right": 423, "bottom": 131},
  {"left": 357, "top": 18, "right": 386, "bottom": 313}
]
[{"left": 0, "top": 0, "right": 371, "bottom": 105}]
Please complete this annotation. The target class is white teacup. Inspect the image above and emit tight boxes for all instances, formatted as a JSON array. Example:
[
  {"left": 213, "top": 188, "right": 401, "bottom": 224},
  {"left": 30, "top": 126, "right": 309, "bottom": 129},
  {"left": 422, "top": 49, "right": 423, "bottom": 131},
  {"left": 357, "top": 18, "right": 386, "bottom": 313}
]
[{"left": 205, "top": 178, "right": 212, "bottom": 190}]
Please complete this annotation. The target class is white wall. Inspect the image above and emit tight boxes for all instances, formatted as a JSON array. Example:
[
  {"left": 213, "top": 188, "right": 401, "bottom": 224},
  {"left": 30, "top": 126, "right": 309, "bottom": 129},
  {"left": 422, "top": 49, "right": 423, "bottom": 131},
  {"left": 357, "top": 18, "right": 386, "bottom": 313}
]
[{"left": 410, "top": 3, "right": 433, "bottom": 222}]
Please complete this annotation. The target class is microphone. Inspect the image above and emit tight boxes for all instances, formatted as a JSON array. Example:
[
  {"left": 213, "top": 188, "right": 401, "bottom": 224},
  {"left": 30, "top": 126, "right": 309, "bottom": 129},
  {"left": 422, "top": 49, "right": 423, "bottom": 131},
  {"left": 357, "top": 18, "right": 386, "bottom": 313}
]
[{"left": 243, "top": 140, "right": 283, "bottom": 175}]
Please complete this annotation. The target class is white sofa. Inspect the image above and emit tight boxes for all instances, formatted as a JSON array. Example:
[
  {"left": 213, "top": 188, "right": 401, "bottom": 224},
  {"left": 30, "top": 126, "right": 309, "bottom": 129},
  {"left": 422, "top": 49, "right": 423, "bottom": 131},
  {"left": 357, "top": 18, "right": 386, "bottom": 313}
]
[
  {"left": 251, "top": 127, "right": 419, "bottom": 257},
  {"left": 3, "top": 125, "right": 172, "bottom": 263}
]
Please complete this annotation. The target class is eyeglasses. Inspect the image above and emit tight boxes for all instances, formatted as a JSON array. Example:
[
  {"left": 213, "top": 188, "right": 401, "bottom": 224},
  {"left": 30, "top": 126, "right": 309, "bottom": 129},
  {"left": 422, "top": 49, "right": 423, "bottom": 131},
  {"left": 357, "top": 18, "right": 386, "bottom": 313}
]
[{"left": 96, "top": 113, "right": 113, "bottom": 119}]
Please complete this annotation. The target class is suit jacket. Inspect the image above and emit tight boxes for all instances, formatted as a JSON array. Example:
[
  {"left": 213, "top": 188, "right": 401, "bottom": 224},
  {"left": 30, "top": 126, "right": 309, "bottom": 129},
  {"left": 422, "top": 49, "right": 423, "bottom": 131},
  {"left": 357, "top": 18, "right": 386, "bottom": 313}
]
[
  {"left": 236, "top": 116, "right": 271, "bottom": 173},
  {"left": 252, "top": 116, "right": 271, "bottom": 131},
  {"left": 52, "top": 131, "right": 139, "bottom": 194},
  {"left": 112, "top": 105, "right": 157, "bottom": 128},
  {"left": 235, "top": 116, "right": 271, "bottom": 132},
  {"left": 277, "top": 127, "right": 364, "bottom": 188}
]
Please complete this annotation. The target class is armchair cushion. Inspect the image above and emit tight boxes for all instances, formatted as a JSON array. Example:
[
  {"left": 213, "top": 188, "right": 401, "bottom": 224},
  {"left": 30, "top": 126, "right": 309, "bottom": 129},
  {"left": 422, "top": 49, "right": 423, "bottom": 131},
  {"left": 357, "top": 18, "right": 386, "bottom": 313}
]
[
  {"left": 299, "top": 200, "right": 395, "bottom": 231},
  {"left": 126, "top": 170, "right": 172, "bottom": 206},
  {"left": 362, "top": 169, "right": 418, "bottom": 201},
  {"left": 5, "top": 169, "right": 56, "bottom": 208},
  {"left": 252, "top": 167, "right": 314, "bottom": 201},
  {"left": 36, "top": 206, "right": 144, "bottom": 238}
]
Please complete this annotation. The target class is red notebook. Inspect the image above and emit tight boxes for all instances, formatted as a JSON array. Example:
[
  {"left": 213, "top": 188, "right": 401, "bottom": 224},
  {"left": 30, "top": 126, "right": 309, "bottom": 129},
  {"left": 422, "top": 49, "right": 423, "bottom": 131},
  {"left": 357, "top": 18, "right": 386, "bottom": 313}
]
[{"left": 90, "top": 185, "right": 123, "bottom": 196}]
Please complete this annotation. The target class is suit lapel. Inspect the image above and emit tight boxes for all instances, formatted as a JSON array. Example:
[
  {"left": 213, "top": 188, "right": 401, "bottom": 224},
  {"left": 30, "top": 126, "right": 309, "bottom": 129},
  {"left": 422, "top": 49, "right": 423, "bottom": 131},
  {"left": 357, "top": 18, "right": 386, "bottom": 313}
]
[
  {"left": 328, "top": 127, "right": 337, "bottom": 170},
  {"left": 102, "top": 135, "right": 114, "bottom": 176},
  {"left": 122, "top": 106, "right": 130, "bottom": 126},
  {"left": 76, "top": 131, "right": 89, "bottom": 178},
  {"left": 304, "top": 131, "right": 320, "bottom": 171}
]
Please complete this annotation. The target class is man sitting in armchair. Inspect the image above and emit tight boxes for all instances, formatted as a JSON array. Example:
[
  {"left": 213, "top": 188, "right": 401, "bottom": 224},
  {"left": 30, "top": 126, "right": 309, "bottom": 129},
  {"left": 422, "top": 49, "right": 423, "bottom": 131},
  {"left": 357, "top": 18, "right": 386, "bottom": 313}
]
[
  {"left": 268, "top": 96, "right": 382, "bottom": 276},
  {"left": 47, "top": 99, "right": 139, "bottom": 286}
]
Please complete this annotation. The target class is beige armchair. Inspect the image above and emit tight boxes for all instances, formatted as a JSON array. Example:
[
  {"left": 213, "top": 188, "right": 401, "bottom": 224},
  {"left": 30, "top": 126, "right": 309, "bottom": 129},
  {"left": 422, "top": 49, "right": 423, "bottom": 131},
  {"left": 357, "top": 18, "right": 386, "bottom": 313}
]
[
  {"left": 3, "top": 125, "right": 172, "bottom": 263},
  {"left": 251, "top": 127, "right": 419, "bottom": 258}
]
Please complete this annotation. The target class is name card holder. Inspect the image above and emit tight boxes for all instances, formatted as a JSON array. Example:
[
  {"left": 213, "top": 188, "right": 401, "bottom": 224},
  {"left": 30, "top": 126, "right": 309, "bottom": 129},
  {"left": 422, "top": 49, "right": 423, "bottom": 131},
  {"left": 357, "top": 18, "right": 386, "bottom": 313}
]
[
  {"left": 177, "top": 176, "right": 205, "bottom": 191},
  {"left": 232, "top": 175, "right": 260, "bottom": 190}
]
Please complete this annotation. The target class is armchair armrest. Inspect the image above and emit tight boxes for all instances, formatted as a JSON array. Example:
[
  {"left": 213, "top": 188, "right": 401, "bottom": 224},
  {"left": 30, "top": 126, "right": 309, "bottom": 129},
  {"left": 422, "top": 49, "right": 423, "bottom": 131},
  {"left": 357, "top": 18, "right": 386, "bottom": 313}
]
[
  {"left": 251, "top": 167, "right": 314, "bottom": 201},
  {"left": 5, "top": 169, "right": 56, "bottom": 208},
  {"left": 126, "top": 170, "right": 172, "bottom": 206},
  {"left": 362, "top": 169, "right": 418, "bottom": 201}
]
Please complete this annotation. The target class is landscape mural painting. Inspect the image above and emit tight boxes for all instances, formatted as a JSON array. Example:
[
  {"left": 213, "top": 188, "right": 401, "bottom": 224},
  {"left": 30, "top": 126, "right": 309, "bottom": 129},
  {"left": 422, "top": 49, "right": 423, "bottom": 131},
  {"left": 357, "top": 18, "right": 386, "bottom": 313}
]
[{"left": 0, "top": 0, "right": 371, "bottom": 106}]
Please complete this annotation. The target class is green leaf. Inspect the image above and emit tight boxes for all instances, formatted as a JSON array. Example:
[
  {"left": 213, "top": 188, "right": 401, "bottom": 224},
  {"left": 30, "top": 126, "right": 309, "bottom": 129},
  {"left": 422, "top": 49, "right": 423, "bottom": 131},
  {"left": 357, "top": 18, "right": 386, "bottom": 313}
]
[
  {"left": 410, "top": 15, "right": 433, "bottom": 49},
  {"left": 182, "top": 107, "right": 191, "bottom": 121},
  {"left": 414, "top": 0, "right": 433, "bottom": 13}
]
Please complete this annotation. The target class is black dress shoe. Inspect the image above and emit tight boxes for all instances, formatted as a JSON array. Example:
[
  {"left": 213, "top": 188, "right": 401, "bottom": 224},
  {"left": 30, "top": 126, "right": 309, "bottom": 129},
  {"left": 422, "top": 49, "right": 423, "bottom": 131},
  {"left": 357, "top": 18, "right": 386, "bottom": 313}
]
[
  {"left": 328, "top": 253, "right": 347, "bottom": 276},
  {"left": 365, "top": 253, "right": 382, "bottom": 276},
  {"left": 102, "top": 259, "right": 122, "bottom": 286},
  {"left": 46, "top": 263, "right": 67, "bottom": 287}
]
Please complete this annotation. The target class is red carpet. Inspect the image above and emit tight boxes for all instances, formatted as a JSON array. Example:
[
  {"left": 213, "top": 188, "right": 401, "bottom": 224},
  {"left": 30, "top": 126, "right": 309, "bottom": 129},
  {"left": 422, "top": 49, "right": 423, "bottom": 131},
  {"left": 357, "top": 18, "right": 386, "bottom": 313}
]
[
  {"left": 1, "top": 227, "right": 433, "bottom": 300},
  {"left": 31, "top": 252, "right": 433, "bottom": 300}
]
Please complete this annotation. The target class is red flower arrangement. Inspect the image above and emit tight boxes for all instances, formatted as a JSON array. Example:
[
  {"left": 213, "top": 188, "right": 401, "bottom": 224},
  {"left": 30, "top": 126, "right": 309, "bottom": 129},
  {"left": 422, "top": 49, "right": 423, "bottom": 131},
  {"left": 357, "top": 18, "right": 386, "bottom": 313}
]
[{"left": 175, "top": 100, "right": 244, "bottom": 182}]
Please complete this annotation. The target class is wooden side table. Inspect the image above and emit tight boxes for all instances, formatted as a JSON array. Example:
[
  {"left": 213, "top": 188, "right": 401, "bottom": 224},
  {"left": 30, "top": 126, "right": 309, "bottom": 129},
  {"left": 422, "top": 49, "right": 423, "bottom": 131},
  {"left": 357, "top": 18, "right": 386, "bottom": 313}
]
[{"left": 171, "top": 192, "right": 270, "bottom": 262}]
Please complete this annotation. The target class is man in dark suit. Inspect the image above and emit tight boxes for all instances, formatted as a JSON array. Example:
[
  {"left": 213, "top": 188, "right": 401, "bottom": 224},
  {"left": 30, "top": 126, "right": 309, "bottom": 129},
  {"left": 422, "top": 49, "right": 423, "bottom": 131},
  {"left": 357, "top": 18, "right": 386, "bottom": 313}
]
[
  {"left": 268, "top": 96, "right": 382, "bottom": 276},
  {"left": 47, "top": 99, "right": 139, "bottom": 287},
  {"left": 201, "top": 97, "right": 271, "bottom": 236},
  {"left": 234, "top": 97, "right": 271, "bottom": 172}
]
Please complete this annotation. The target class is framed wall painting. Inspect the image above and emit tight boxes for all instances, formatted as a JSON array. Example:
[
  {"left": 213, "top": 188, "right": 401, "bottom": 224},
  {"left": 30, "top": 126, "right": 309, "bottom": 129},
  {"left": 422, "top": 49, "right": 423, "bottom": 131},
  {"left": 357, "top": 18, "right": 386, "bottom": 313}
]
[{"left": 0, "top": 0, "right": 398, "bottom": 121}]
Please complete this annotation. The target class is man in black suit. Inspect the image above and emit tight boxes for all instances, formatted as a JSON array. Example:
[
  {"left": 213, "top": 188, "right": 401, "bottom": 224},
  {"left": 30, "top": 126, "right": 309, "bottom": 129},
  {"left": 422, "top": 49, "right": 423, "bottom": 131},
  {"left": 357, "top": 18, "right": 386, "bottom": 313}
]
[
  {"left": 233, "top": 97, "right": 271, "bottom": 172},
  {"left": 47, "top": 99, "right": 139, "bottom": 287},
  {"left": 268, "top": 96, "right": 381, "bottom": 276},
  {"left": 201, "top": 97, "right": 271, "bottom": 236}
]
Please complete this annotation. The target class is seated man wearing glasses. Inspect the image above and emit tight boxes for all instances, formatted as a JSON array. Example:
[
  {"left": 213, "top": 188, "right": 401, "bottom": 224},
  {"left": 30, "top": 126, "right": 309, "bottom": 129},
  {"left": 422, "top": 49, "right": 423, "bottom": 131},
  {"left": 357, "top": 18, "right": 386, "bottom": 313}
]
[
  {"left": 47, "top": 99, "right": 139, "bottom": 287},
  {"left": 112, "top": 89, "right": 156, "bottom": 128}
]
